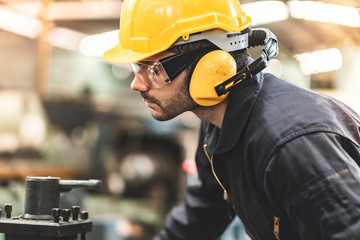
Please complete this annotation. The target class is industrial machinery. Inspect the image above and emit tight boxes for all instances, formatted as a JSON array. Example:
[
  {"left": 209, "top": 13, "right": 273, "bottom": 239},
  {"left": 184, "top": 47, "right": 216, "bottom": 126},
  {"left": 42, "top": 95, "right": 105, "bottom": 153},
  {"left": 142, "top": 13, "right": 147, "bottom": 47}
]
[{"left": 0, "top": 176, "right": 101, "bottom": 240}]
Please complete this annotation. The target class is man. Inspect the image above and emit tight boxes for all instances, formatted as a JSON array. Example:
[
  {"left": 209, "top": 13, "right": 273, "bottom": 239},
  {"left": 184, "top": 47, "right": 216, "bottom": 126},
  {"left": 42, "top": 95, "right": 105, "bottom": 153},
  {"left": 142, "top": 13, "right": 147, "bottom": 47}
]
[{"left": 103, "top": 0, "right": 360, "bottom": 239}]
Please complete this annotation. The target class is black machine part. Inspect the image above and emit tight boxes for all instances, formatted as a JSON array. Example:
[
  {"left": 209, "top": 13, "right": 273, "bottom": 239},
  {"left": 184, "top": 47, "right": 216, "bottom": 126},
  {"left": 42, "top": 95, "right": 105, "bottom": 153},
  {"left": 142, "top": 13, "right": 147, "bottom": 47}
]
[
  {"left": 24, "top": 177, "right": 101, "bottom": 220},
  {"left": 0, "top": 176, "right": 101, "bottom": 240},
  {"left": 0, "top": 213, "right": 92, "bottom": 240}
]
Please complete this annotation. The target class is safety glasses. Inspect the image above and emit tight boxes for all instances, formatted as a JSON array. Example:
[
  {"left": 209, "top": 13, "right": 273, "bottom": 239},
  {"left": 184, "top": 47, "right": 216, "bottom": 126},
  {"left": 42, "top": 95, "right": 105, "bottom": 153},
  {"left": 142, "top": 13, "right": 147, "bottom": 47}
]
[{"left": 131, "top": 48, "right": 213, "bottom": 89}]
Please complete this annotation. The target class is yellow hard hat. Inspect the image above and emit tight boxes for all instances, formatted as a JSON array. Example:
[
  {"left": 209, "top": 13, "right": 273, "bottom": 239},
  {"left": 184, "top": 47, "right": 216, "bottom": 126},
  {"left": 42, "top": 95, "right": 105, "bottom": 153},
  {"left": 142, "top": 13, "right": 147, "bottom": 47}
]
[{"left": 103, "top": 0, "right": 251, "bottom": 64}]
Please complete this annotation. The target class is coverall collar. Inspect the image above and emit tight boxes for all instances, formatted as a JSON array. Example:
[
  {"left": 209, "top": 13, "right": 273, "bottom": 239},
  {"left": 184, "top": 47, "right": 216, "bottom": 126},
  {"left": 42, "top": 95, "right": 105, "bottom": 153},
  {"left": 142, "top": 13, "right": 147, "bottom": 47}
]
[{"left": 203, "top": 65, "right": 264, "bottom": 156}]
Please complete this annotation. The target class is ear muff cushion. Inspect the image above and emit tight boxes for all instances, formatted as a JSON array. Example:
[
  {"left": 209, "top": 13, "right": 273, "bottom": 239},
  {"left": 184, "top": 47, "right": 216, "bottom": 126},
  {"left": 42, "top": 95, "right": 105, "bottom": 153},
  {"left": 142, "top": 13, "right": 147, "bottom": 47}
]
[{"left": 189, "top": 50, "right": 237, "bottom": 106}]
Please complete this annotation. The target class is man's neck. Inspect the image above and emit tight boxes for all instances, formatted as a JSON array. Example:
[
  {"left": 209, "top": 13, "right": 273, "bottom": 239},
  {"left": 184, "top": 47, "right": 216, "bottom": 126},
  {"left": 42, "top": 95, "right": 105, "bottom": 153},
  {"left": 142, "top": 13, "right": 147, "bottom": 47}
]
[{"left": 192, "top": 99, "right": 229, "bottom": 129}]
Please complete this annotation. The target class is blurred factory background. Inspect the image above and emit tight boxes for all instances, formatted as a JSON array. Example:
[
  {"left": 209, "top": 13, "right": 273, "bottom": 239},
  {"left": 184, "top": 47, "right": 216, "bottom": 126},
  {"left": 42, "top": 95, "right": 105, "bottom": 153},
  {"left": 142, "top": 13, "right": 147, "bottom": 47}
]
[{"left": 0, "top": 0, "right": 359, "bottom": 239}]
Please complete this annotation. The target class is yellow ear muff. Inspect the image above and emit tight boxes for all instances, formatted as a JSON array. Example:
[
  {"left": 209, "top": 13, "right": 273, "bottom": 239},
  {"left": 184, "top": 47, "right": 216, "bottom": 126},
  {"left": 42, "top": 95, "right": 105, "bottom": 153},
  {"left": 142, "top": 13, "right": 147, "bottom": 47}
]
[{"left": 189, "top": 50, "right": 237, "bottom": 106}]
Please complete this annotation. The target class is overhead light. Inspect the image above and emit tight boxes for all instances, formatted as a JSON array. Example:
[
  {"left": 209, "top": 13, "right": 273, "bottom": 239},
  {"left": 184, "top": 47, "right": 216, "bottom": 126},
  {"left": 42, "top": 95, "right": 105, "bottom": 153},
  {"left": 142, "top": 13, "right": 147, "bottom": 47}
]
[
  {"left": 1, "top": 1, "right": 122, "bottom": 21},
  {"left": 48, "top": 27, "right": 86, "bottom": 51},
  {"left": 79, "top": 30, "right": 119, "bottom": 57},
  {"left": 46, "top": 1, "right": 122, "bottom": 21},
  {"left": 242, "top": 1, "right": 289, "bottom": 26},
  {"left": 4, "top": 2, "right": 42, "bottom": 18},
  {"left": 0, "top": 5, "right": 117, "bottom": 53},
  {"left": 288, "top": 1, "right": 360, "bottom": 27},
  {"left": 295, "top": 48, "right": 343, "bottom": 75},
  {"left": 0, "top": 7, "right": 42, "bottom": 39}
]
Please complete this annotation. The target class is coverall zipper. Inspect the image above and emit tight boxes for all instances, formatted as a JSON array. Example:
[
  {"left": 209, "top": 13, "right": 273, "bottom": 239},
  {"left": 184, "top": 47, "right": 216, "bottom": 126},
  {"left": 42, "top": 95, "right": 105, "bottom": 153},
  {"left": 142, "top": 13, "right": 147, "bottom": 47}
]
[
  {"left": 203, "top": 144, "right": 235, "bottom": 219},
  {"left": 203, "top": 144, "right": 256, "bottom": 239},
  {"left": 273, "top": 216, "right": 280, "bottom": 240},
  {"left": 203, "top": 144, "right": 229, "bottom": 200},
  {"left": 203, "top": 144, "right": 279, "bottom": 240}
]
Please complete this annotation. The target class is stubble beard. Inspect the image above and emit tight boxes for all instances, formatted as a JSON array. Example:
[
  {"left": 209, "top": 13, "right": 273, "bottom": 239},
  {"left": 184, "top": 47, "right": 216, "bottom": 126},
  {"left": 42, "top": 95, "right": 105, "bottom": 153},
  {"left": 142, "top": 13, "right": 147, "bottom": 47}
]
[{"left": 141, "top": 86, "right": 198, "bottom": 122}]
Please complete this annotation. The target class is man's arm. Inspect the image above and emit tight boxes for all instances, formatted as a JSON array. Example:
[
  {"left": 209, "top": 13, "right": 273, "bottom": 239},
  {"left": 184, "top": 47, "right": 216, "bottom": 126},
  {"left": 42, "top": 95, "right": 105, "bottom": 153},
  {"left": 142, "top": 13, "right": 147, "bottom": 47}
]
[
  {"left": 265, "top": 132, "right": 360, "bottom": 239},
  {"left": 154, "top": 181, "right": 233, "bottom": 240}
]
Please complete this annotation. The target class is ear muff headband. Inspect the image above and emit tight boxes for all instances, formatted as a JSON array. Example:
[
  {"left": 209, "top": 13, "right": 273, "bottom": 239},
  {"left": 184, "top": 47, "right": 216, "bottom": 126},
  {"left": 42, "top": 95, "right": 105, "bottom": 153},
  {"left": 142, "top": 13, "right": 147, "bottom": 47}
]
[{"left": 215, "top": 28, "right": 279, "bottom": 97}]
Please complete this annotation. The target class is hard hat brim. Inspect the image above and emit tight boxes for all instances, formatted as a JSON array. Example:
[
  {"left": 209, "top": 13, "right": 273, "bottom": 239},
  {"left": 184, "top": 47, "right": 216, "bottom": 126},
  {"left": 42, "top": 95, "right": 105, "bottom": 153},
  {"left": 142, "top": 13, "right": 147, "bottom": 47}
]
[{"left": 103, "top": 43, "right": 156, "bottom": 64}]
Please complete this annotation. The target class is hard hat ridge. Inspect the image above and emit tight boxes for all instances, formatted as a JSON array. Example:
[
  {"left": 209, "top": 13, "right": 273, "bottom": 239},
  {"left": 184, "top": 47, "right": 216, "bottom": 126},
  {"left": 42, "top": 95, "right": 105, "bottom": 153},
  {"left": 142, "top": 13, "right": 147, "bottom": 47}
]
[
  {"left": 103, "top": 0, "right": 251, "bottom": 64},
  {"left": 173, "top": 29, "right": 249, "bottom": 53}
]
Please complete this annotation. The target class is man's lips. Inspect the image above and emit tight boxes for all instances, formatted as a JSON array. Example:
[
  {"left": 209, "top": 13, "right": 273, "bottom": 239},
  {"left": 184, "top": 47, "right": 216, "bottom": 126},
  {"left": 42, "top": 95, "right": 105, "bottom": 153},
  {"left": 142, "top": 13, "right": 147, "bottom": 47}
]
[
  {"left": 141, "top": 93, "right": 159, "bottom": 108},
  {"left": 142, "top": 92, "right": 157, "bottom": 103},
  {"left": 143, "top": 98, "right": 157, "bottom": 108}
]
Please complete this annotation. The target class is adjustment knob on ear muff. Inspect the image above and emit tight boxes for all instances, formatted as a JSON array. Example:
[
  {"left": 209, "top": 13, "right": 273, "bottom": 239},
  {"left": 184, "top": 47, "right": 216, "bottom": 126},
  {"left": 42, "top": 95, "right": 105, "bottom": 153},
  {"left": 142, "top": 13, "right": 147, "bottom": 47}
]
[{"left": 189, "top": 50, "right": 237, "bottom": 106}]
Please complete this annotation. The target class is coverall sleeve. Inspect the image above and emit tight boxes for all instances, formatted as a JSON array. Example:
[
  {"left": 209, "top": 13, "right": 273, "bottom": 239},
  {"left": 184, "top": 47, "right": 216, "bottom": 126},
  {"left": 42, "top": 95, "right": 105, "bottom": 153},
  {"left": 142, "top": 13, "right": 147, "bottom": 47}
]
[
  {"left": 154, "top": 124, "right": 232, "bottom": 240},
  {"left": 265, "top": 132, "right": 360, "bottom": 240}
]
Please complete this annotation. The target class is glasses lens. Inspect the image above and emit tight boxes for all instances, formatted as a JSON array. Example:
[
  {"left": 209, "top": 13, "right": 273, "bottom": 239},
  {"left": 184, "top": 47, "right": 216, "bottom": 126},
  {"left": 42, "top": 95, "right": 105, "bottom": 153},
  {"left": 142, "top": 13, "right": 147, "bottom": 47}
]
[
  {"left": 131, "top": 48, "right": 214, "bottom": 89},
  {"left": 131, "top": 61, "right": 170, "bottom": 88}
]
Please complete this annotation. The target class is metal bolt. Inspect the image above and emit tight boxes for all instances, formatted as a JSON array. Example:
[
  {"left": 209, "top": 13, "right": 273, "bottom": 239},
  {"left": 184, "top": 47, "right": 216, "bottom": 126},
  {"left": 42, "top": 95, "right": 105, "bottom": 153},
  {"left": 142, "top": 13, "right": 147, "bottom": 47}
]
[
  {"left": 71, "top": 206, "right": 80, "bottom": 221},
  {"left": 51, "top": 208, "right": 62, "bottom": 223},
  {"left": 4, "top": 204, "right": 12, "bottom": 218},
  {"left": 61, "top": 209, "right": 71, "bottom": 222},
  {"left": 80, "top": 211, "right": 89, "bottom": 220}
]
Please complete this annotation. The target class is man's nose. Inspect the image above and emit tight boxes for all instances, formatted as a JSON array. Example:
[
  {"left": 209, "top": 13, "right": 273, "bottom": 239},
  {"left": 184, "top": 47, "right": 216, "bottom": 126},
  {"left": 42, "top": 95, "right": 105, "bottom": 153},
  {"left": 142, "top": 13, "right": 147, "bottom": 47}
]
[{"left": 131, "top": 75, "right": 150, "bottom": 92}]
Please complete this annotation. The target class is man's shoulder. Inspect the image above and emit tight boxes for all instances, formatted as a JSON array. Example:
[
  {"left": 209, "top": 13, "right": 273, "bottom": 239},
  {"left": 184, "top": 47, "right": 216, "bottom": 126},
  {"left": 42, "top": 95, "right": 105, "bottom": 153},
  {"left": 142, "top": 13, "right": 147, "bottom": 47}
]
[{"left": 248, "top": 73, "right": 359, "bottom": 146}]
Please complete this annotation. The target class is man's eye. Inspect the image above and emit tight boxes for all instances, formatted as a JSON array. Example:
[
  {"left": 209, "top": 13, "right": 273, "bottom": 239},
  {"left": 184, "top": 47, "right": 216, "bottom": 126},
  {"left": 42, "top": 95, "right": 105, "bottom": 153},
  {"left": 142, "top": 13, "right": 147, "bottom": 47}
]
[
  {"left": 148, "top": 68, "right": 160, "bottom": 76},
  {"left": 153, "top": 69, "right": 161, "bottom": 75},
  {"left": 138, "top": 65, "right": 148, "bottom": 72}
]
